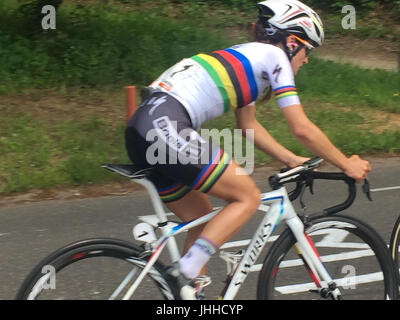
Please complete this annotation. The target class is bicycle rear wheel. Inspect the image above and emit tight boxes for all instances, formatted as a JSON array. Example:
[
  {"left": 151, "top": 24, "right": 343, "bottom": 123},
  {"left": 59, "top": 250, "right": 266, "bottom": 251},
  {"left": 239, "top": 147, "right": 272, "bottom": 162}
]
[
  {"left": 257, "top": 215, "right": 399, "bottom": 300},
  {"left": 16, "top": 238, "right": 172, "bottom": 300},
  {"left": 389, "top": 215, "right": 400, "bottom": 281}
]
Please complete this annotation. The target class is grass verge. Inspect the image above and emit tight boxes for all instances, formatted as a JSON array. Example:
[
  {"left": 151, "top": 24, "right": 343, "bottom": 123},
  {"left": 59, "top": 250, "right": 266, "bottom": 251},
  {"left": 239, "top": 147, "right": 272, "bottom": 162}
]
[{"left": 1, "top": 59, "right": 399, "bottom": 194}]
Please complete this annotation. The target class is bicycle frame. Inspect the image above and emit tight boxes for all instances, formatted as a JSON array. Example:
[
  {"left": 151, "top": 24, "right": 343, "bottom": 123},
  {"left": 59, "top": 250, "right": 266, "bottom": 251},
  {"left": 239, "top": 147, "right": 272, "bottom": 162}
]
[{"left": 122, "top": 176, "right": 340, "bottom": 300}]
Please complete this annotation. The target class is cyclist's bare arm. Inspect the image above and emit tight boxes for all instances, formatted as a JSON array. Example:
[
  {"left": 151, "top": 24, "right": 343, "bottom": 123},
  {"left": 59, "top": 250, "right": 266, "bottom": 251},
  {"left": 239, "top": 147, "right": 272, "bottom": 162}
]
[
  {"left": 235, "top": 104, "right": 308, "bottom": 168},
  {"left": 281, "top": 104, "right": 371, "bottom": 182}
]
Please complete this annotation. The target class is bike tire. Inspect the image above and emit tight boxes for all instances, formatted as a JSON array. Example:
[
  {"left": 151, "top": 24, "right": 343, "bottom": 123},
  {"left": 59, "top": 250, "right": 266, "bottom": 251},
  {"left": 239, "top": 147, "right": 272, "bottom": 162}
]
[
  {"left": 389, "top": 215, "right": 400, "bottom": 282},
  {"left": 15, "top": 238, "right": 173, "bottom": 300},
  {"left": 257, "top": 215, "right": 399, "bottom": 300}
]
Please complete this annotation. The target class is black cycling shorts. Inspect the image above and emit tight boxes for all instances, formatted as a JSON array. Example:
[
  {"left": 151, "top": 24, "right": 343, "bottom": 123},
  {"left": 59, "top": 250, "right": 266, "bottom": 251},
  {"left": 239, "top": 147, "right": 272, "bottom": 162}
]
[{"left": 125, "top": 93, "right": 230, "bottom": 203}]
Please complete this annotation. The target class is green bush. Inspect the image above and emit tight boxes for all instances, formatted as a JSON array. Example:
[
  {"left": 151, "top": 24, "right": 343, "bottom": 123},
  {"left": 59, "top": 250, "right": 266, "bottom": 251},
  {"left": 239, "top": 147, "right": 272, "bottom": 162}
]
[
  {"left": 170, "top": 0, "right": 258, "bottom": 10},
  {"left": 164, "top": 0, "right": 400, "bottom": 14},
  {"left": 302, "top": 0, "right": 399, "bottom": 11},
  {"left": 168, "top": 0, "right": 400, "bottom": 15},
  {"left": 0, "top": 2, "right": 232, "bottom": 94}
]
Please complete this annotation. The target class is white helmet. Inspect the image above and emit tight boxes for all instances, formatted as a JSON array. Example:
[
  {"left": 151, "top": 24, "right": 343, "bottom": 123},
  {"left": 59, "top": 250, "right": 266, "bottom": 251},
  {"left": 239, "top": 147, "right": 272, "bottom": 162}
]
[{"left": 257, "top": 0, "right": 324, "bottom": 48}]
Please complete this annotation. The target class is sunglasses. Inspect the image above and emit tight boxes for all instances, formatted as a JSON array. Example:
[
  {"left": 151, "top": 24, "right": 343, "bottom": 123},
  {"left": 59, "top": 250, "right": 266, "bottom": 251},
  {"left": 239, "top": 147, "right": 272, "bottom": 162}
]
[{"left": 291, "top": 34, "right": 314, "bottom": 56}]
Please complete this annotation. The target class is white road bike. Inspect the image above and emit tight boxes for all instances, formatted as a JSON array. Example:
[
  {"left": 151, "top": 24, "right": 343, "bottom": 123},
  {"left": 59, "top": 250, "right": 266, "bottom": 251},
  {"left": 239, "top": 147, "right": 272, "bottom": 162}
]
[{"left": 16, "top": 158, "right": 399, "bottom": 300}]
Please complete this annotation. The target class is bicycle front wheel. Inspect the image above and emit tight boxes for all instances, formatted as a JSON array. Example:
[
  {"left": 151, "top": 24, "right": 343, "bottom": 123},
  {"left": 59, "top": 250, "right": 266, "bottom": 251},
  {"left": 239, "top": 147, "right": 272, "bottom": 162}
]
[
  {"left": 389, "top": 215, "right": 400, "bottom": 281},
  {"left": 16, "top": 238, "right": 172, "bottom": 300},
  {"left": 257, "top": 215, "right": 399, "bottom": 300}
]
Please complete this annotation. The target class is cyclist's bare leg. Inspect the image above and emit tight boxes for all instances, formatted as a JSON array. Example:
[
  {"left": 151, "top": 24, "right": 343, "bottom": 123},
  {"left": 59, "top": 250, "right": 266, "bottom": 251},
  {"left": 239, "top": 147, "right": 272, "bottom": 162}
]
[
  {"left": 199, "top": 160, "right": 261, "bottom": 247},
  {"left": 165, "top": 160, "right": 259, "bottom": 280},
  {"left": 166, "top": 160, "right": 260, "bottom": 248},
  {"left": 175, "top": 160, "right": 260, "bottom": 279},
  {"left": 166, "top": 191, "right": 213, "bottom": 276}
]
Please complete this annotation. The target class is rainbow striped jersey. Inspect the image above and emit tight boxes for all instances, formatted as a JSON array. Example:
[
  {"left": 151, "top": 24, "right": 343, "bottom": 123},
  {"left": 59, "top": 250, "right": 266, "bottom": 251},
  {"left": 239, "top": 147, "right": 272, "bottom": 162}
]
[{"left": 149, "top": 42, "right": 300, "bottom": 129}]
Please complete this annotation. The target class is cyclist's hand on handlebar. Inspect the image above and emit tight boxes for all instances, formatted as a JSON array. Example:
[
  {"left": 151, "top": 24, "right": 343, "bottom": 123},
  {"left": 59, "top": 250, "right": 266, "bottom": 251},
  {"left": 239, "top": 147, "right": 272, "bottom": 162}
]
[{"left": 343, "top": 155, "right": 371, "bottom": 183}]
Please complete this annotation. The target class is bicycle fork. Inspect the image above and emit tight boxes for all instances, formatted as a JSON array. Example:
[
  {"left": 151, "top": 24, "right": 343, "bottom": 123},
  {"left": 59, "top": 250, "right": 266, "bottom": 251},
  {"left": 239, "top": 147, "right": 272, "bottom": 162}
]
[{"left": 287, "top": 215, "right": 341, "bottom": 299}]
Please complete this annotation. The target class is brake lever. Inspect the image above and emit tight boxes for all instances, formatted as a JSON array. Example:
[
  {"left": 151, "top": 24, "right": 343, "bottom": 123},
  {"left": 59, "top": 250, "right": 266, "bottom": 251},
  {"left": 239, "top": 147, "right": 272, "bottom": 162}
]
[
  {"left": 362, "top": 179, "right": 373, "bottom": 201},
  {"left": 299, "top": 175, "right": 315, "bottom": 213},
  {"left": 299, "top": 182, "right": 307, "bottom": 213},
  {"left": 306, "top": 176, "right": 315, "bottom": 195}
]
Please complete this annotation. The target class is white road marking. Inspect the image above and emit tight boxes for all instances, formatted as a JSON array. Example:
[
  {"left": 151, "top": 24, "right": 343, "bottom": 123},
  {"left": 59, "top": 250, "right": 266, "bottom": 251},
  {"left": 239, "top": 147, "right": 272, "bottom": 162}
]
[
  {"left": 275, "top": 272, "right": 384, "bottom": 295},
  {"left": 371, "top": 186, "right": 400, "bottom": 192}
]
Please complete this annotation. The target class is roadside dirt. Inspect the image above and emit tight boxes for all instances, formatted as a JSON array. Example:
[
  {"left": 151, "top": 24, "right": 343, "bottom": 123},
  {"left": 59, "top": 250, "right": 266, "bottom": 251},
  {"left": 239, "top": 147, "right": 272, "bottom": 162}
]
[
  {"left": 314, "top": 35, "right": 399, "bottom": 71},
  {"left": 1, "top": 155, "right": 399, "bottom": 208}
]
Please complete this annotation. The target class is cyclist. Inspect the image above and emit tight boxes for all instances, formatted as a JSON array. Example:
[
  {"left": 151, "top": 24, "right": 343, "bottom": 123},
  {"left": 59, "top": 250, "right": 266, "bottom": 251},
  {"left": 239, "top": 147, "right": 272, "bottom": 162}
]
[{"left": 125, "top": 0, "right": 371, "bottom": 299}]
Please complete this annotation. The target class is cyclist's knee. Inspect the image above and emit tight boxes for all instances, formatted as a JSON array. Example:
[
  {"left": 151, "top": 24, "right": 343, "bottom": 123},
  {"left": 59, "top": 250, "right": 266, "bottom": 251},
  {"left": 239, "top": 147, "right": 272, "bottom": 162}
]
[
  {"left": 227, "top": 182, "right": 261, "bottom": 212},
  {"left": 208, "top": 162, "right": 260, "bottom": 211},
  {"left": 242, "top": 184, "right": 261, "bottom": 213}
]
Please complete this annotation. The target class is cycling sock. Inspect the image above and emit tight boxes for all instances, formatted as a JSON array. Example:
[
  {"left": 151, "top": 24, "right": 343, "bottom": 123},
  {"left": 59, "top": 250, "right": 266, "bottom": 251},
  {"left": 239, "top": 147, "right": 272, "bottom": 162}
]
[{"left": 178, "top": 236, "right": 218, "bottom": 279}]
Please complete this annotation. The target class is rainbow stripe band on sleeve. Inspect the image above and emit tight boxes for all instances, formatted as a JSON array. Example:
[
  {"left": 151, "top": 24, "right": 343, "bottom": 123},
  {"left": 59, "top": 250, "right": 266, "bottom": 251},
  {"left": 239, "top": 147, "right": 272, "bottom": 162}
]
[
  {"left": 273, "top": 85, "right": 300, "bottom": 108},
  {"left": 274, "top": 85, "right": 298, "bottom": 99}
]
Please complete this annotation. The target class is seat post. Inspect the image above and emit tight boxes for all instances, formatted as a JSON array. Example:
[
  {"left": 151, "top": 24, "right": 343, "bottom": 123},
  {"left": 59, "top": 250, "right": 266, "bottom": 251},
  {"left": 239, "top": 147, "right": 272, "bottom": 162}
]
[{"left": 133, "top": 178, "right": 181, "bottom": 262}]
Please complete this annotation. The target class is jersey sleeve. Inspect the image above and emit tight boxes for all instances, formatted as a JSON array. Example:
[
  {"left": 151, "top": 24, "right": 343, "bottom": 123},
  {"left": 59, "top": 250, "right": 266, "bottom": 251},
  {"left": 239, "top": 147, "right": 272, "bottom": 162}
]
[{"left": 265, "top": 48, "right": 301, "bottom": 109}]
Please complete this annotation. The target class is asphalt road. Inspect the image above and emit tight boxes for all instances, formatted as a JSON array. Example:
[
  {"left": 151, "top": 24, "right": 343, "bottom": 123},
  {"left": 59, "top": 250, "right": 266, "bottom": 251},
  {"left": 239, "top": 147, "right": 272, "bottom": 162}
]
[{"left": 0, "top": 156, "right": 399, "bottom": 300}]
